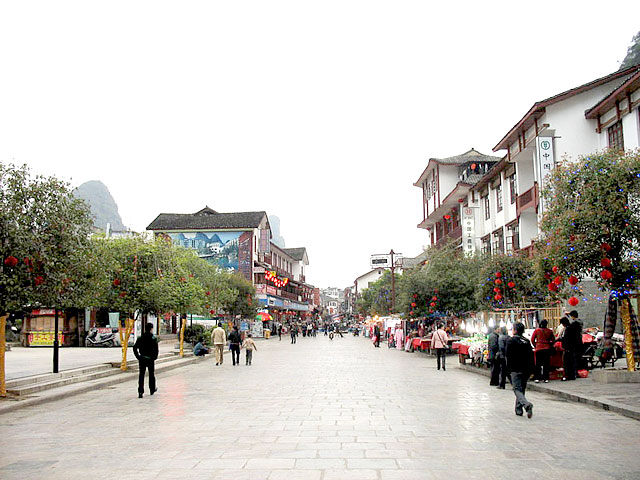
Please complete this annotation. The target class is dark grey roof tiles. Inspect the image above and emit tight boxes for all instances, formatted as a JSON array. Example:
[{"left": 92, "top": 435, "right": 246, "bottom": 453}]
[
  {"left": 432, "top": 148, "right": 501, "bottom": 165},
  {"left": 282, "top": 247, "right": 307, "bottom": 261},
  {"left": 147, "top": 209, "right": 267, "bottom": 231}
]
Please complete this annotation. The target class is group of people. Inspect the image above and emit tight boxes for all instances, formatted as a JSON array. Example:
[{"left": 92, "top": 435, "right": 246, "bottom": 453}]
[
  {"left": 198, "top": 322, "right": 258, "bottom": 366},
  {"left": 486, "top": 310, "right": 584, "bottom": 418}
]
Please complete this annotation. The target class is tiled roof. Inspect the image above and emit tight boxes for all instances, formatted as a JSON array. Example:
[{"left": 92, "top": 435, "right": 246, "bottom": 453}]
[
  {"left": 431, "top": 148, "right": 501, "bottom": 165},
  {"left": 282, "top": 247, "right": 307, "bottom": 261},
  {"left": 147, "top": 208, "right": 268, "bottom": 231}
]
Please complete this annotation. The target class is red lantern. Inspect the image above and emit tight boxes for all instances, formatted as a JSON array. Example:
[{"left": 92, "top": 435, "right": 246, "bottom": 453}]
[
  {"left": 494, "top": 294, "right": 502, "bottom": 301},
  {"left": 413, "top": 294, "right": 418, "bottom": 298},
  {"left": 113, "top": 279, "right": 121, "bottom": 286},
  {"left": 552, "top": 266, "right": 559, "bottom": 273},
  {"left": 432, "top": 296, "right": 437, "bottom": 301},
  {"left": 600, "top": 269, "right": 613, "bottom": 280},
  {"left": 493, "top": 287, "right": 500, "bottom": 293},
  {"left": 410, "top": 311, "right": 414, "bottom": 316},
  {"left": 601, "top": 243, "right": 612, "bottom": 252},
  {"left": 495, "top": 272, "right": 502, "bottom": 278},
  {"left": 600, "top": 258, "right": 611, "bottom": 268},
  {"left": 471, "top": 163, "right": 477, "bottom": 170},
  {"left": 569, "top": 235, "right": 576, "bottom": 242},
  {"left": 411, "top": 302, "right": 416, "bottom": 307},
  {"left": 119, "top": 291, "right": 127, "bottom": 297},
  {"left": 544, "top": 273, "right": 551, "bottom": 280},
  {"left": 568, "top": 297, "right": 579, "bottom": 306},
  {"left": 4, "top": 256, "right": 18, "bottom": 267},
  {"left": 553, "top": 276, "right": 563, "bottom": 285},
  {"left": 444, "top": 214, "right": 451, "bottom": 220},
  {"left": 34, "top": 276, "right": 44, "bottom": 286},
  {"left": 548, "top": 282, "right": 558, "bottom": 292},
  {"left": 209, "top": 309, "right": 215, "bottom": 315},
  {"left": 507, "top": 281, "right": 516, "bottom": 289},
  {"left": 494, "top": 279, "right": 502, "bottom": 285},
  {"left": 206, "top": 291, "right": 211, "bottom": 296},
  {"left": 430, "top": 302, "right": 436, "bottom": 307},
  {"left": 568, "top": 275, "right": 579, "bottom": 286}
]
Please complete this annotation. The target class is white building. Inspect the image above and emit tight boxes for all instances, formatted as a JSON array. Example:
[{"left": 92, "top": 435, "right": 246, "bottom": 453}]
[{"left": 414, "top": 64, "right": 640, "bottom": 256}]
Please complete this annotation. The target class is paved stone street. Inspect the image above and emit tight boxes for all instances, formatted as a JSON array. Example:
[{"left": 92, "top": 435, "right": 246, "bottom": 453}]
[{"left": 1, "top": 335, "right": 638, "bottom": 480}]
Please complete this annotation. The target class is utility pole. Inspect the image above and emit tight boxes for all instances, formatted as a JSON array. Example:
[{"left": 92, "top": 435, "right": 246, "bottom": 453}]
[{"left": 390, "top": 249, "right": 396, "bottom": 313}]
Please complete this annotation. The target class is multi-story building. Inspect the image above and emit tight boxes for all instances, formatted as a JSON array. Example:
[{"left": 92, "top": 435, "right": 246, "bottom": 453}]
[
  {"left": 415, "top": 64, "right": 640, "bottom": 256},
  {"left": 146, "top": 206, "right": 314, "bottom": 317},
  {"left": 413, "top": 149, "right": 500, "bottom": 250}
]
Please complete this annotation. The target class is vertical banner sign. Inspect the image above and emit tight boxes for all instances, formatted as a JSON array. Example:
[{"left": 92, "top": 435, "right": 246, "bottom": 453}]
[
  {"left": 238, "top": 231, "right": 253, "bottom": 283},
  {"left": 536, "top": 136, "right": 555, "bottom": 189},
  {"left": 462, "top": 207, "right": 475, "bottom": 255}
]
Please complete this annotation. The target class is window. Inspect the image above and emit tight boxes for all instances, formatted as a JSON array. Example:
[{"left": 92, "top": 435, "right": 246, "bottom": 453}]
[
  {"left": 492, "top": 228, "right": 504, "bottom": 254},
  {"left": 608, "top": 121, "right": 624, "bottom": 151},
  {"left": 506, "top": 222, "right": 520, "bottom": 254},
  {"left": 484, "top": 195, "right": 490, "bottom": 220},
  {"left": 481, "top": 235, "right": 491, "bottom": 255},
  {"left": 510, "top": 173, "right": 518, "bottom": 204},
  {"left": 496, "top": 183, "right": 503, "bottom": 212}
]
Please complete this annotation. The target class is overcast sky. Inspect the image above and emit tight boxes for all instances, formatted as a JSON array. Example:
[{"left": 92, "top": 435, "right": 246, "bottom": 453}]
[{"left": 1, "top": 1, "right": 638, "bottom": 289}]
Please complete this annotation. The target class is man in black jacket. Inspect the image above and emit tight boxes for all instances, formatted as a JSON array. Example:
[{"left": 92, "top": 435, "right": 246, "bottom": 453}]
[
  {"left": 228, "top": 326, "right": 242, "bottom": 366},
  {"left": 488, "top": 326, "right": 500, "bottom": 386},
  {"left": 561, "top": 311, "right": 583, "bottom": 381},
  {"left": 506, "top": 322, "right": 535, "bottom": 418},
  {"left": 133, "top": 322, "right": 159, "bottom": 399}
]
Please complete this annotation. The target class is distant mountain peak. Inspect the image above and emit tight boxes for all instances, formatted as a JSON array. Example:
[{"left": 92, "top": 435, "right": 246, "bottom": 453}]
[{"left": 74, "top": 180, "right": 127, "bottom": 232}]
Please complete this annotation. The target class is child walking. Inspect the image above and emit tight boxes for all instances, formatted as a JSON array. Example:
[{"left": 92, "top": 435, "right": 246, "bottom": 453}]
[{"left": 242, "top": 333, "right": 257, "bottom": 365}]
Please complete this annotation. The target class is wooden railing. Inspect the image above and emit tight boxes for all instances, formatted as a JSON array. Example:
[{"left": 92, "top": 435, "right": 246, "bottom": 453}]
[
  {"left": 435, "top": 225, "right": 462, "bottom": 249},
  {"left": 516, "top": 183, "right": 539, "bottom": 217}
]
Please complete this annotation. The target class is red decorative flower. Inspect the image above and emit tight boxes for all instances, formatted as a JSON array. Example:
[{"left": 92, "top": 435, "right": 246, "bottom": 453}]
[
  {"left": 119, "top": 291, "right": 127, "bottom": 297},
  {"left": 553, "top": 276, "right": 563, "bottom": 285},
  {"left": 432, "top": 296, "right": 437, "bottom": 301},
  {"left": 600, "top": 269, "right": 613, "bottom": 280},
  {"left": 411, "top": 302, "right": 416, "bottom": 307},
  {"left": 495, "top": 272, "right": 502, "bottom": 278},
  {"left": 209, "top": 309, "right": 215, "bottom": 315},
  {"left": 552, "top": 266, "right": 559, "bottom": 274},
  {"left": 568, "top": 275, "right": 579, "bottom": 286},
  {"left": 493, "top": 287, "right": 500, "bottom": 293},
  {"left": 600, "top": 258, "right": 611, "bottom": 268},
  {"left": 4, "top": 256, "right": 18, "bottom": 267},
  {"left": 601, "top": 243, "right": 612, "bottom": 252},
  {"left": 430, "top": 302, "right": 436, "bottom": 307},
  {"left": 410, "top": 311, "right": 414, "bottom": 316},
  {"left": 507, "top": 281, "right": 516, "bottom": 289},
  {"left": 494, "top": 294, "right": 502, "bottom": 301},
  {"left": 547, "top": 282, "right": 558, "bottom": 292},
  {"left": 113, "top": 279, "right": 121, "bottom": 286},
  {"left": 494, "top": 279, "right": 502, "bottom": 285},
  {"left": 568, "top": 297, "right": 579, "bottom": 306},
  {"left": 413, "top": 294, "right": 418, "bottom": 298},
  {"left": 34, "top": 276, "right": 44, "bottom": 286},
  {"left": 544, "top": 273, "right": 551, "bottom": 280},
  {"left": 206, "top": 291, "right": 211, "bottom": 296}
]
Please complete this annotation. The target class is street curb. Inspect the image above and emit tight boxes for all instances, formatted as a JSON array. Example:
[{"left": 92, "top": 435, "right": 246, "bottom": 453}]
[
  {"left": 458, "top": 363, "right": 640, "bottom": 421},
  {"left": 0, "top": 354, "right": 210, "bottom": 415}
]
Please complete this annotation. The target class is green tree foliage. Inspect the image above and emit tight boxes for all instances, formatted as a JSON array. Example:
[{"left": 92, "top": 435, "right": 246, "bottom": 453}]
[
  {"left": 0, "top": 163, "right": 94, "bottom": 314},
  {"left": 620, "top": 30, "right": 640, "bottom": 70},
  {"left": 401, "top": 243, "right": 479, "bottom": 316},
  {"left": 475, "top": 254, "right": 540, "bottom": 309},
  {"left": 538, "top": 150, "right": 640, "bottom": 294},
  {"left": 356, "top": 271, "right": 393, "bottom": 316}
]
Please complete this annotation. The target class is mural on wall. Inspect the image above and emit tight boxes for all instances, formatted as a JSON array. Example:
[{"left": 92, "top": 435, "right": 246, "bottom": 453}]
[{"left": 167, "top": 231, "right": 251, "bottom": 280}]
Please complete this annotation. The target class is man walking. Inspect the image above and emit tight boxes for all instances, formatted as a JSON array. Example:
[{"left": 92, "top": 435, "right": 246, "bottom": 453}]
[
  {"left": 228, "top": 325, "right": 241, "bottom": 366},
  {"left": 133, "top": 322, "right": 159, "bottom": 399},
  {"left": 290, "top": 323, "right": 297, "bottom": 344},
  {"left": 488, "top": 326, "right": 500, "bottom": 386},
  {"left": 506, "top": 322, "right": 535, "bottom": 418},
  {"left": 211, "top": 321, "right": 226, "bottom": 366}
]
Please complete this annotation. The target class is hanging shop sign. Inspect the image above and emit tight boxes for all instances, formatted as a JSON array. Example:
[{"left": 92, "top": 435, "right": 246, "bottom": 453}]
[{"left": 462, "top": 207, "right": 475, "bottom": 256}]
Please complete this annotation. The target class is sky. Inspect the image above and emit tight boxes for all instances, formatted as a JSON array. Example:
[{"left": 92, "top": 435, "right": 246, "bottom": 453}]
[{"left": 1, "top": 1, "right": 639, "bottom": 289}]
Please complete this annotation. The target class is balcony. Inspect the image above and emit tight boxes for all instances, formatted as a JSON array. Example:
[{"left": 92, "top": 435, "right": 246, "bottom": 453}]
[
  {"left": 435, "top": 225, "right": 462, "bottom": 249},
  {"left": 516, "top": 183, "right": 539, "bottom": 217}
]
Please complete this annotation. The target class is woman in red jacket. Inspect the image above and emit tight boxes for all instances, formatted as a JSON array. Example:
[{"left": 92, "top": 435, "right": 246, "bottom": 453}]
[{"left": 531, "top": 320, "right": 555, "bottom": 383}]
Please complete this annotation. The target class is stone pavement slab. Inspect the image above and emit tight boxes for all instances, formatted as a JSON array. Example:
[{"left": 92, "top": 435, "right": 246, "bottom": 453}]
[{"left": 0, "top": 335, "right": 639, "bottom": 479}]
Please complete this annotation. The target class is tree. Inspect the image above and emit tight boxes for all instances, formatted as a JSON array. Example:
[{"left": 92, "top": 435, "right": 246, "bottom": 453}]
[
  {"left": 401, "top": 244, "right": 480, "bottom": 317},
  {"left": 539, "top": 150, "right": 640, "bottom": 370},
  {"left": 620, "top": 30, "right": 640, "bottom": 70},
  {"left": 475, "top": 254, "right": 541, "bottom": 310},
  {"left": 1, "top": 162, "right": 94, "bottom": 391}
]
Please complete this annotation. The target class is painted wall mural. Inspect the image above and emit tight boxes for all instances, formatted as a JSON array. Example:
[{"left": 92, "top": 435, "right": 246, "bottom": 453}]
[{"left": 167, "top": 231, "right": 253, "bottom": 282}]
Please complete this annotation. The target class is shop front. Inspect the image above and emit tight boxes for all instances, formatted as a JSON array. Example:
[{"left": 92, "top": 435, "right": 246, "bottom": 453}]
[{"left": 21, "top": 308, "right": 83, "bottom": 347}]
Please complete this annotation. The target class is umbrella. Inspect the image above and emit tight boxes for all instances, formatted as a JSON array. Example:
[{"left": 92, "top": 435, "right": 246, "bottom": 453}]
[{"left": 256, "top": 312, "right": 273, "bottom": 322}]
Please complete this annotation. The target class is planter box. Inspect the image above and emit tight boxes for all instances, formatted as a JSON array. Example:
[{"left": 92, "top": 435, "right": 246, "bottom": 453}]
[{"left": 591, "top": 368, "right": 640, "bottom": 383}]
